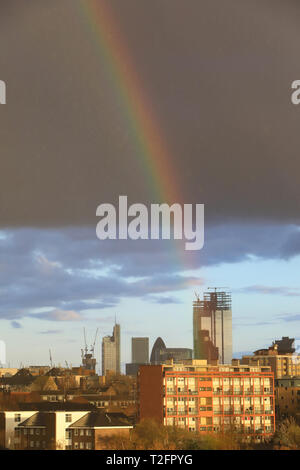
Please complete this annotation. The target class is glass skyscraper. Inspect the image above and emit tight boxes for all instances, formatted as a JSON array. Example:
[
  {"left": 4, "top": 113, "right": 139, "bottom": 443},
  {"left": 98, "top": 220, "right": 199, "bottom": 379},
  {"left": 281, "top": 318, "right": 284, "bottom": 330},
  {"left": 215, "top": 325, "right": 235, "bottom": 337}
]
[{"left": 102, "top": 323, "right": 120, "bottom": 375}]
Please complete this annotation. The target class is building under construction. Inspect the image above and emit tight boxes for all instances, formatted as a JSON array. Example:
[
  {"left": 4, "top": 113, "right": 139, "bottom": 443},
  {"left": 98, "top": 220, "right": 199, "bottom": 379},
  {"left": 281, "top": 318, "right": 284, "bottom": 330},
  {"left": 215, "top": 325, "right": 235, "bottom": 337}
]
[
  {"left": 193, "top": 289, "right": 232, "bottom": 364},
  {"left": 81, "top": 328, "right": 98, "bottom": 372}
]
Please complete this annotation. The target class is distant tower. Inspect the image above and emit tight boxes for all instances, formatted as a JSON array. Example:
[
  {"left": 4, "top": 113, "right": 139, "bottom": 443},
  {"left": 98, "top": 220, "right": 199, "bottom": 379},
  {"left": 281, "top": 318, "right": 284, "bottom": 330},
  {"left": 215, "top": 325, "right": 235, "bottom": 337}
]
[
  {"left": 132, "top": 337, "right": 149, "bottom": 364},
  {"left": 193, "top": 289, "right": 232, "bottom": 364},
  {"left": 102, "top": 323, "right": 121, "bottom": 375}
]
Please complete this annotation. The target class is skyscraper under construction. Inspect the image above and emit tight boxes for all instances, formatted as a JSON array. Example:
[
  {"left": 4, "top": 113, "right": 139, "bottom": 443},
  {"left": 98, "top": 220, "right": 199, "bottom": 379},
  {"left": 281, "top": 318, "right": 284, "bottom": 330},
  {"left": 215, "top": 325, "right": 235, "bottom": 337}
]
[{"left": 193, "top": 289, "right": 232, "bottom": 364}]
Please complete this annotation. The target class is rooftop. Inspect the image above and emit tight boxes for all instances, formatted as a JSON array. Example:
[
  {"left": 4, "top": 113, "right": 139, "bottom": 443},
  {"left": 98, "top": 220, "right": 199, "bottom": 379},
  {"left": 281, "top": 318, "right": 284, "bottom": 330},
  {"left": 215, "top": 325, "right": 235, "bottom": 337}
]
[{"left": 70, "top": 411, "right": 133, "bottom": 428}]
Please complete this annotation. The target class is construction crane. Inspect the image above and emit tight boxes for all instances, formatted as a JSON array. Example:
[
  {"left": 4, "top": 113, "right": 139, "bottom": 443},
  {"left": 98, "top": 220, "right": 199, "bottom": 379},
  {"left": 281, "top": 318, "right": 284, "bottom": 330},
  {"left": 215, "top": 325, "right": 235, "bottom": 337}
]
[
  {"left": 90, "top": 328, "right": 98, "bottom": 356},
  {"left": 83, "top": 327, "right": 88, "bottom": 355}
]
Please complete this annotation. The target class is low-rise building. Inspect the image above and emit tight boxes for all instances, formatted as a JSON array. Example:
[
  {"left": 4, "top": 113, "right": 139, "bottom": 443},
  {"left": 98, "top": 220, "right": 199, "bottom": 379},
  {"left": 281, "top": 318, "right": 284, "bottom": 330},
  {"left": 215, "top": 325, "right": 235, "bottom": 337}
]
[
  {"left": 0, "top": 405, "right": 132, "bottom": 450},
  {"left": 68, "top": 411, "right": 132, "bottom": 450}
]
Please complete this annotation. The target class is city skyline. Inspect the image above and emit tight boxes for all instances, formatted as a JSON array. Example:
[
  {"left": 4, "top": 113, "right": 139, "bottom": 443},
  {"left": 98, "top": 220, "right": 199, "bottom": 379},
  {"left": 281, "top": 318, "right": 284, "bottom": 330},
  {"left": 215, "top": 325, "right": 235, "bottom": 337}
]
[{"left": 1, "top": 1, "right": 300, "bottom": 369}]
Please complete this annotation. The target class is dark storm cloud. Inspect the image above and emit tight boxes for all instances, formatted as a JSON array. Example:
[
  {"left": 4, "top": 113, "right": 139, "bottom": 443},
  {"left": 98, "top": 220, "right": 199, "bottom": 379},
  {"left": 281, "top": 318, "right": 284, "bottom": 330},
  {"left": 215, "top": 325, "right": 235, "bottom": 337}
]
[
  {"left": 0, "top": 222, "right": 300, "bottom": 322},
  {"left": 1, "top": 0, "right": 300, "bottom": 227},
  {"left": 280, "top": 230, "right": 300, "bottom": 259},
  {"left": 0, "top": 227, "right": 204, "bottom": 321}
]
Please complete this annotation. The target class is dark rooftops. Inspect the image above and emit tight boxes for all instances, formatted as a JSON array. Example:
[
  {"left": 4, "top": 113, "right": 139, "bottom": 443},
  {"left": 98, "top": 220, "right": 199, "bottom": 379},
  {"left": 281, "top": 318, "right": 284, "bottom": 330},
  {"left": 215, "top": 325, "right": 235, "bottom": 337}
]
[
  {"left": 17, "top": 412, "right": 48, "bottom": 428},
  {"left": 17, "top": 402, "right": 96, "bottom": 412},
  {"left": 70, "top": 412, "right": 133, "bottom": 428}
]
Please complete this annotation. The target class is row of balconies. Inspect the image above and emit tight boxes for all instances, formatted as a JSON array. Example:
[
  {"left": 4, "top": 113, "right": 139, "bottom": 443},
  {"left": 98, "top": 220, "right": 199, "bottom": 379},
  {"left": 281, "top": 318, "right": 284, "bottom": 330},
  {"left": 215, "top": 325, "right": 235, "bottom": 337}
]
[
  {"left": 165, "top": 387, "right": 272, "bottom": 396},
  {"left": 213, "top": 388, "right": 272, "bottom": 395},
  {"left": 165, "top": 408, "right": 274, "bottom": 416},
  {"left": 213, "top": 408, "right": 274, "bottom": 415}
]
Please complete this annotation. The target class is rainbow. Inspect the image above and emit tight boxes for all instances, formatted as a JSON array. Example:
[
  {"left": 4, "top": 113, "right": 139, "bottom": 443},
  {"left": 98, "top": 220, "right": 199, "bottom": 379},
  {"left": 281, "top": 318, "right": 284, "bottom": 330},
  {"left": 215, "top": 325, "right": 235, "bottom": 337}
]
[
  {"left": 78, "top": 0, "right": 199, "bottom": 272},
  {"left": 78, "top": 0, "right": 182, "bottom": 205}
]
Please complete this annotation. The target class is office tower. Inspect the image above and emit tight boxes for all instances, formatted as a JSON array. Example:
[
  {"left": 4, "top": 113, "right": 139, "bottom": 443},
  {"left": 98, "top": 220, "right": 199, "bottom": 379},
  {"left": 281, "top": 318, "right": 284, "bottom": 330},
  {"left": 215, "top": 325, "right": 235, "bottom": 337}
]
[
  {"left": 193, "top": 289, "right": 232, "bottom": 364},
  {"left": 132, "top": 337, "right": 149, "bottom": 364},
  {"left": 150, "top": 337, "right": 193, "bottom": 364},
  {"left": 150, "top": 337, "right": 166, "bottom": 364},
  {"left": 102, "top": 323, "right": 120, "bottom": 375}
]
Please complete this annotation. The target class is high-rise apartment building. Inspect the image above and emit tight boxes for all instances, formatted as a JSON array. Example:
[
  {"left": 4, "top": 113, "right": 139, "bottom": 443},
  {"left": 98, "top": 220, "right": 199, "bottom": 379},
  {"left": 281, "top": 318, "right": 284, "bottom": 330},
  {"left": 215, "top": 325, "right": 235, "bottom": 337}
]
[
  {"left": 132, "top": 337, "right": 149, "bottom": 364},
  {"left": 138, "top": 360, "right": 275, "bottom": 439},
  {"left": 102, "top": 324, "right": 120, "bottom": 375},
  {"left": 193, "top": 289, "right": 232, "bottom": 364}
]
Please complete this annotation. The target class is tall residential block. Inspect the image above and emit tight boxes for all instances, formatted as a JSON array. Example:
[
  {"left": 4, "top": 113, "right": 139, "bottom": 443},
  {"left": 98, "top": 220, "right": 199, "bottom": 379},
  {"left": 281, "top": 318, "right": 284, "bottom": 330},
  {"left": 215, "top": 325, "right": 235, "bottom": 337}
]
[
  {"left": 193, "top": 289, "right": 232, "bottom": 364},
  {"left": 132, "top": 337, "right": 149, "bottom": 364},
  {"left": 138, "top": 360, "right": 275, "bottom": 440},
  {"left": 102, "top": 324, "right": 120, "bottom": 375}
]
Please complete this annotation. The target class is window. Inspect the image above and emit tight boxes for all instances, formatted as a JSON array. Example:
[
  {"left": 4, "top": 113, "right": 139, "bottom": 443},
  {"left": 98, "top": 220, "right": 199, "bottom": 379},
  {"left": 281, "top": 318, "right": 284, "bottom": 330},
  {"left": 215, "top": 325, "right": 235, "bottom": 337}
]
[
  {"left": 36, "top": 429, "right": 40, "bottom": 435},
  {"left": 74, "top": 429, "right": 78, "bottom": 436},
  {"left": 36, "top": 441, "right": 40, "bottom": 448},
  {"left": 24, "top": 429, "right": 27, "bottom": 435},
  {"left": 30, "top": 441, "right": 34, "bottom": 448},
  {"left": 14, "top": 413, "right": 21, "bottom": 422},
  {"left": 65, "top": 414, "right": 72, "bottom": 423},
  {"left": 74, "top": 442, "right": 79, "bottom": 449},
  {"left": 80, "top": 442, "right": 84, "bottom": 449},
  {"left": 30, "top": 429, "right": 34, "bottom": 435},
  {"left": 86, "top": 429, "right": 92, "bottom": 436},
  {"left": 80, "top": 429, "right": 84, "bottom": 436},
  {"left": 86, "top": 442, "right": 92, "bottom": 450}
]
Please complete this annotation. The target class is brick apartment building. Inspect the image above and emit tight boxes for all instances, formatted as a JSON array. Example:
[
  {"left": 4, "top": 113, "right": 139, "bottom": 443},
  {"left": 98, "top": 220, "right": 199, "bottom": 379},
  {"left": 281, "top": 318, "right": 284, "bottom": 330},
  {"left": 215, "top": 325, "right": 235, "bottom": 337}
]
[{"left": 138, "top": 360, "right": 275, "bottom": 440}]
